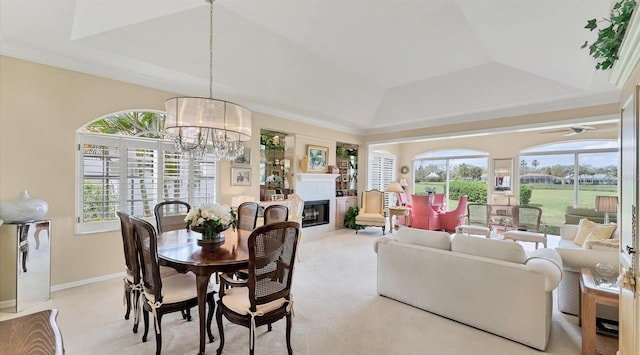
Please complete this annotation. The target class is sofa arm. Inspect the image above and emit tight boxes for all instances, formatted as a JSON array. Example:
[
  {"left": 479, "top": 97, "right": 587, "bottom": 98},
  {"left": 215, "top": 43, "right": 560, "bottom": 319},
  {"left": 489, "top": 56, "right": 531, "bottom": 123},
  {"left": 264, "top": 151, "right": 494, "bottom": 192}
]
[
  {"left": 525, "top": 248, "right": 563, "bottom": 292},
  {"left": 560, "top": 224, "right": 579, "bottom": 241},
  {"left": 374, "top": 236, "right": 395, "bottom": 253},
  {"left": 554, "top": 247, "right": 618, "bottom": 273}
]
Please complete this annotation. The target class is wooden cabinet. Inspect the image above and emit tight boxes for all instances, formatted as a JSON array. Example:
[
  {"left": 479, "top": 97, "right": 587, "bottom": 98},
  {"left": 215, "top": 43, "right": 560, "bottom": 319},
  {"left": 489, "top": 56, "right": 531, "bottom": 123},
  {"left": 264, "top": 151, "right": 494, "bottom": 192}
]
[{"left": 336, "top": 196, "right": 358, "bottom": 229}]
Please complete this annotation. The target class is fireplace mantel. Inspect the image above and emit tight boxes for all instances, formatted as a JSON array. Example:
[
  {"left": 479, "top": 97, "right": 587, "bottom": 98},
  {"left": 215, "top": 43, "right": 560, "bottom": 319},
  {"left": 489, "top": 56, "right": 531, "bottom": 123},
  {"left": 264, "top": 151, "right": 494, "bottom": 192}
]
[{"left": 295, "top": 173, "right": 340, "bottom": 182}]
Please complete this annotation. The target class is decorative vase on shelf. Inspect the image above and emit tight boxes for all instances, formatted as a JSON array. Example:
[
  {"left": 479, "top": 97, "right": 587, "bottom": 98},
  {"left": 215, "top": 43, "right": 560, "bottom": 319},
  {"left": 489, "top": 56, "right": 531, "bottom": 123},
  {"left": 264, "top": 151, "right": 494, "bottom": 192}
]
[{"left": 0, "top": 190, "right": 49, "bottom": 223}]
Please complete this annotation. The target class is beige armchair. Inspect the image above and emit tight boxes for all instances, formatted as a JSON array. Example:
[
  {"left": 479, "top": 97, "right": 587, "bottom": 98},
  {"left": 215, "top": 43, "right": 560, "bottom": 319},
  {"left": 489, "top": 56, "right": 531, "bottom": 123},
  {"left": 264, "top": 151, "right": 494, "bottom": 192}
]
[{"left": 355, "top": 190, "right": 386, "bottom": 235}]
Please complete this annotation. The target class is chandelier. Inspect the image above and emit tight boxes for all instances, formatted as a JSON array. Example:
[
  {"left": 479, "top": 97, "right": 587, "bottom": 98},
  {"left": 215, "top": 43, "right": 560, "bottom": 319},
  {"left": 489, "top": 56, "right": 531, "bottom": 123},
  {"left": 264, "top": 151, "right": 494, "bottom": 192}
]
[{"left": 164, "top": 0, "right": 251, "bottom": 160}]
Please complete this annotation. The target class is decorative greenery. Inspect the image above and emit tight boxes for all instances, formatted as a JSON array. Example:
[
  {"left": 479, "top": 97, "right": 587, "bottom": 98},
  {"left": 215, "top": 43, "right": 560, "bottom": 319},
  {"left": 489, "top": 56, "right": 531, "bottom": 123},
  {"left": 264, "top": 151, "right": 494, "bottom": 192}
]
[
  {"left": 582, "top": 0, "right": 637, "bottom": 70},
  {"left": 519, "top": 184, "right": 532, "bottom": 205},
  {"left": 344, "top": 206, "right": 364, "bottom": 230},
  {"left": 448, "top": 180, "right": 487, "bottom": 203}
]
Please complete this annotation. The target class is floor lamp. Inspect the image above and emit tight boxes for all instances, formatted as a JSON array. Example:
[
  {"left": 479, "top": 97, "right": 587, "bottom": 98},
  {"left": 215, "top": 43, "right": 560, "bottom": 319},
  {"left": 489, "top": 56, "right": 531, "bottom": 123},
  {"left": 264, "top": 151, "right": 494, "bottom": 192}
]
[{"left": 595, "top": 195, "right": 618, "bottom": 224}]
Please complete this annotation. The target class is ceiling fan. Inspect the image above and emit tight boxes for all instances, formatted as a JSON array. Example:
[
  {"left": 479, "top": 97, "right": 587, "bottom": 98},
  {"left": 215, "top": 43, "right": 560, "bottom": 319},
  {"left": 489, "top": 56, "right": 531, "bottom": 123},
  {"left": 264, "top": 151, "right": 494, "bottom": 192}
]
[{"left": 540, "top": 125, "right": 596, "bottom": 136}]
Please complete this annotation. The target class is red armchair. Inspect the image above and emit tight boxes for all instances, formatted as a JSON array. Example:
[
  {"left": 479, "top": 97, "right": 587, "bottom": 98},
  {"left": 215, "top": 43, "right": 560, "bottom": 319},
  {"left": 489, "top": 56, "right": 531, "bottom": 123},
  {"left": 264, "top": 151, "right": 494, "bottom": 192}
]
[
  {"left": 438, "top": 195, "right": 468, "bottom": 233},
  {"left": 410, "top": 195, "right": 441, "bottom": 230}
]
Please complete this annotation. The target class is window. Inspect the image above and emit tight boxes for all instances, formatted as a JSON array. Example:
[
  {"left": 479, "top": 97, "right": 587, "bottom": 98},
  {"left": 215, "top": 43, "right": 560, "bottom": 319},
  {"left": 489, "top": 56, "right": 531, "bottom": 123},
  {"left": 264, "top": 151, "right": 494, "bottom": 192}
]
[
  {"left": 77, "top": 112, "right": 218, "bottom": 234},
  {"left": 519, "top": 140, "right": 617, "bottom": 234},
  {"left": 413, "top": 149, "right": 488, "bottom": 207}
]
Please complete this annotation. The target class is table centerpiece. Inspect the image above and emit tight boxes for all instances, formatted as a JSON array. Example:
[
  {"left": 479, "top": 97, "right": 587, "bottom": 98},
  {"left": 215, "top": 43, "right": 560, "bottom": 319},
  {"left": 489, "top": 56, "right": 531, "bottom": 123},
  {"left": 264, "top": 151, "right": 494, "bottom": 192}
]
[{"left": 185, "top": 203, "right": 237, "bottom": 245}]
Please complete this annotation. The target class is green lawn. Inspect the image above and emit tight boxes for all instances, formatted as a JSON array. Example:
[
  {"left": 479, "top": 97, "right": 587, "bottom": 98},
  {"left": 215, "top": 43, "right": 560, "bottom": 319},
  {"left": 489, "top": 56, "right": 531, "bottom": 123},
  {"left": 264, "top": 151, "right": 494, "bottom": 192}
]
[{"left": 412, "top": 182, "right": 616, "bottom": 235}]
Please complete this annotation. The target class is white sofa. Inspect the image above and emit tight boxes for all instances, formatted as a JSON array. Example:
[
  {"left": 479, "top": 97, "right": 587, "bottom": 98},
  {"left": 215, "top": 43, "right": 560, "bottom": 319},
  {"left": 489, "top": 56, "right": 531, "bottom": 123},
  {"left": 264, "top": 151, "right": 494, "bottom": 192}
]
[
  {"left": 375, "top": 227, "right": 562, "bottom": 351},
  {"left": 554, "top": 223, "right": 618, "bottom": 319}
]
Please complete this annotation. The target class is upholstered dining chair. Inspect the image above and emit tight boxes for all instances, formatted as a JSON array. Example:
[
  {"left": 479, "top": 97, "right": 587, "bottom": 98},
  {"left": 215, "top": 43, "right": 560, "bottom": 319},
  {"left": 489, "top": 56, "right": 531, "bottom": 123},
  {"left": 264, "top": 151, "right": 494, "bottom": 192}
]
[
  {"left": 503, "top": 205, "right": 548, "bottom": 249},
  {"left": 215, "top": 221, "right": 300, "bottom": 355},
  {"left": 237, "top": 201, "right": 260, "bottom": 232},
  {"left": 456, "top": 203, "right": 492, "bottom": 238},
  {"left": 117, "top": 211, "right": 182, "bottom": 334},
  {"left": 289, "top": 194, "right": 305, "bottom": 261},
  {"left": 438, "top": 195, "right": 468, "bottom": 233},
  {"left": 154, "top": 200, "right": 190, "bottom": 234},
  {"left": 410, "top": 195, "right": 441, "bottom": 230},
  {"left": 263, "top": 205, "right": 289, "bottom": 225},
  {"left": 355, "top": 189, "right": 386, "bottom": 235},
  {"left": 129, "top": 216, "right": 216, "bottom": 355}
]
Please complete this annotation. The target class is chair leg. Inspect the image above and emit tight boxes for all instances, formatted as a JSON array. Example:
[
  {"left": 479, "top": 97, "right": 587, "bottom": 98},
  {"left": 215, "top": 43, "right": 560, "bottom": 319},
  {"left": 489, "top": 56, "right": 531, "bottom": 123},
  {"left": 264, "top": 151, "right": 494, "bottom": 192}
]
[
  {"left": 382, "top": 226, "right": 385, "bottom": 235},
  {"left": 286, "top": 312, "right": 293, "bottom": 355},
  {"left": 154, "top": 313, "right": 163, "bottom": 355},
  {"left": 215, "top": 304, "right": 225, "bottom": 355},
  {"left": 132, "top": 288, "right": 141, "bottom": 333},
  {"left": 142, "top": 309, "right": 150, "bottom": 342},
  {"left": 182, "top": 308, "right": 192, "bottom": 321},
  {"left": 206, "top": 294, "right": 215, "bottom": 343},
  {"left": 268, "top": 323, "right": 272, "bottom": 332},
  {"left": 123, "top": 282, "right": 132, "bottom": 320}
]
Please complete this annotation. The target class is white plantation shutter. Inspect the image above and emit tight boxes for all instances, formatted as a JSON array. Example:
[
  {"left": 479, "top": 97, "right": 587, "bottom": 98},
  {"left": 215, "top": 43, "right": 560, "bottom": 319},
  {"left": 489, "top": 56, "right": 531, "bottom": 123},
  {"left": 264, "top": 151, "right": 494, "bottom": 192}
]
[
  {"left": 125, "top": 141, "right": 158, "bottom": 218},
  {"left": 77, "top": 133, "right": 218, "bottom": 234},
  {"left": 191, "top": 156, "right": 217, "bottom": 206},
  {"left": 79, "top": 135, "right": 121, "bottom": 231},
  {"left": 370, "top": 151, "right": 396, "bottom": 211}
]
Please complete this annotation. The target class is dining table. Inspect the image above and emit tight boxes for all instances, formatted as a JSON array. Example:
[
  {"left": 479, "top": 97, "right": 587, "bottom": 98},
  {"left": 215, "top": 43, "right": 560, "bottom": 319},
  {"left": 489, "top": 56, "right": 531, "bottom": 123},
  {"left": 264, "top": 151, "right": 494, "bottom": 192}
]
[{"left": 157, "top": 227, "right": 251, "bottom": 355}]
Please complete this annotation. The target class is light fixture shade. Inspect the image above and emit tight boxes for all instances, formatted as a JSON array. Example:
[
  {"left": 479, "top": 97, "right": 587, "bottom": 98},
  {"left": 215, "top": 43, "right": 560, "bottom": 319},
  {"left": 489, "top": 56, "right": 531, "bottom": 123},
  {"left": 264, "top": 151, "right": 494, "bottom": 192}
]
[
  {"left": 399, "top": 178, "right": 409, "bottom": 187},
  {"left": 385, "top": 181, "right": 404, "bottom": 193},
  {"left": 595, "top": 195, "right": 618, "bottom": 213},
  {"left": 164, "top": 97, "right": 252, "bottom": 141}
]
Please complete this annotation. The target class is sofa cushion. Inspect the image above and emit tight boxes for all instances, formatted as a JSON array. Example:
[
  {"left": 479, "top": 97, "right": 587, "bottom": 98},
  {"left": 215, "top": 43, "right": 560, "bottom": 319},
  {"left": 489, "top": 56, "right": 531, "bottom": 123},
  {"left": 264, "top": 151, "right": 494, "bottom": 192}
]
[
  {"left": 573, "top": 219, "right": 616, "bottom": 246},
  {"left": 396, "top": 227, "right": 451, "bottom": 250},
  {"left": 451, "top": 234, "right": 527, "bottom": 264}
]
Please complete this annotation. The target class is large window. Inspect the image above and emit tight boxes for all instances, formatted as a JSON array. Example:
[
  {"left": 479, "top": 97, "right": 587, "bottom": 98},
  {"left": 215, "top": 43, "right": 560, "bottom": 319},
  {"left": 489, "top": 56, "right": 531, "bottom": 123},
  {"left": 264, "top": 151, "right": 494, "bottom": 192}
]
[
  {"left": 77, "top": 112, "right": 218, "bottom": 234},
  {"left": 519, "top": 140, "right": 617, "bottom": 234},
  {"left": 413, "top": 149, "right": 488, "bottom": 207}
]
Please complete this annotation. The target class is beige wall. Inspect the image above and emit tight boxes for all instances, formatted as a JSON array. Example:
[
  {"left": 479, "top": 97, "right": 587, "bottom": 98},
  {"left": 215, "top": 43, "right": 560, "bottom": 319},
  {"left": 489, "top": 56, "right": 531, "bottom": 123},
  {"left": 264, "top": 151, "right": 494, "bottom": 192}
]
[
  {"left": 0, "top": 56, "right": 363, "bottom": 288},
  {"left": 0, "top": 55, "right": 621, "bottom": 289}
]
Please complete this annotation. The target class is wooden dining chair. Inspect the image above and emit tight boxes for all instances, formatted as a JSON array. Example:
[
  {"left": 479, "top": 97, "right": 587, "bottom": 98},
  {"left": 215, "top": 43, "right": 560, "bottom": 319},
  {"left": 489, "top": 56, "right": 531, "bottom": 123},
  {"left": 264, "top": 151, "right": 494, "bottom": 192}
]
[
  {"left": 154, "top": 200, "right": 190, "bottom": 234},
  {"left": 116, "top": 211, "right": 142, "bottom": 333},
  {"left": 237, "top": 201, "right": 260, "bottom": 232},
  {"left": 216, "top": 221, "right": 300, "bottom": 355},
  {"left": 129, "top": 216, "right": 216, "bottom": 355},
  {"left": 263, "top": 204, "right": 289, "bottom": 225}
]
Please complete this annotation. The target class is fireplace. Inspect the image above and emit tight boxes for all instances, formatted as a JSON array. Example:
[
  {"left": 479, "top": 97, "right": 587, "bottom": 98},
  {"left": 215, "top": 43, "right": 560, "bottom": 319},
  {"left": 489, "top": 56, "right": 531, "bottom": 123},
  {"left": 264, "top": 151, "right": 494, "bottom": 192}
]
[{"left": 302, "top": 200, "right": 330, "bottom": 228}]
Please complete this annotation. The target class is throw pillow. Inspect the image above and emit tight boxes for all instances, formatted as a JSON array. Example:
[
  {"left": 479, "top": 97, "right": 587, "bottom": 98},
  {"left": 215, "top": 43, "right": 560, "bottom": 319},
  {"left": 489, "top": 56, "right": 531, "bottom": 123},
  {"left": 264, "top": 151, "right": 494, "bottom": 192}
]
[
  {"left": 573, "top": 219, "right": 616, "bottom": 246},
  {"left": 396, "top": 227, "right": 451, "bottom": 250},
  {"left": 451, "top": 234, "right": 527, "bottom": 264}
]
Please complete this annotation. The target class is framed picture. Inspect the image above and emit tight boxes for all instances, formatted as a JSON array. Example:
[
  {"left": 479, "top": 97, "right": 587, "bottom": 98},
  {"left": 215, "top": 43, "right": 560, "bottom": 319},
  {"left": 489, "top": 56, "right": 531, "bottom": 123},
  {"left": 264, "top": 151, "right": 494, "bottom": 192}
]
[
  {"left": 307, "top": 145, "right": 329, "bottom": 173},
  {"left": 342, "top": 173, "right": 349, "bottom": 182},
  {"left": 233, "top": 148, "right": 251, "bottom": 165},
  {"left": 273, "top": 194, "right": 285, "bottom": 201},
  {"left": 231, "top": 167, "right": 251, "bottom": 186},
  {"left": 339, "top": 161, "right": 348, "bottom": 169}
]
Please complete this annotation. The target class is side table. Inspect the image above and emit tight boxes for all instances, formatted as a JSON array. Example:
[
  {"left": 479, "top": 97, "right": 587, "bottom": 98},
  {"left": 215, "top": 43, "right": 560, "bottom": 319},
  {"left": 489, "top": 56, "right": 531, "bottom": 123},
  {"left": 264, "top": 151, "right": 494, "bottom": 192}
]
[
  {"left": 388, "top": 206, "right": 410, "bottom": 232},
  {"left": 579, "top": 268, "right": 619, "bottom": 355}
]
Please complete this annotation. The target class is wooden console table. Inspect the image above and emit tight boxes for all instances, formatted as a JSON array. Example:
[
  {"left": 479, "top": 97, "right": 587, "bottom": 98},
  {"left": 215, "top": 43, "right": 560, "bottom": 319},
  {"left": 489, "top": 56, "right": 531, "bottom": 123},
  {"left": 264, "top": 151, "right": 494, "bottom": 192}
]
[{"left": 579, "top": 268, "right": 619, "bottom": 355}]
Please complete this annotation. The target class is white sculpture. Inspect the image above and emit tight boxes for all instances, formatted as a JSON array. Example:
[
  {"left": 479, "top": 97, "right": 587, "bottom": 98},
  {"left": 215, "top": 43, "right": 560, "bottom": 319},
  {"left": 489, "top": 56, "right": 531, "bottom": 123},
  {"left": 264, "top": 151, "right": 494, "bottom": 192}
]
[{"left": 0, "top": 190, "right": 49, "bottom": 223}]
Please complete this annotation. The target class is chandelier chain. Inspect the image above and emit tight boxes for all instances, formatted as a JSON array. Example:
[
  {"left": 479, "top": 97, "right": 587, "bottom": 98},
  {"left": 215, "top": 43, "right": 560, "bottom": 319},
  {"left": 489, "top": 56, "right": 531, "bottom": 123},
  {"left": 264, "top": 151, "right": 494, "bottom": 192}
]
[{"left": 209, "top": 0, "right": 214, "bottom": 99}]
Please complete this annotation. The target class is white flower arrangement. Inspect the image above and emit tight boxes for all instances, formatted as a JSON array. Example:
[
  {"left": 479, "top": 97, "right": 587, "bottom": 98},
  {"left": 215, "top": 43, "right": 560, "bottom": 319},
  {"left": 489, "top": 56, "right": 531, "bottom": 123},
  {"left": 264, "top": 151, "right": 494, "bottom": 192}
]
[{"left": 185, "top": 203, "right": 237, "bottom": 238}]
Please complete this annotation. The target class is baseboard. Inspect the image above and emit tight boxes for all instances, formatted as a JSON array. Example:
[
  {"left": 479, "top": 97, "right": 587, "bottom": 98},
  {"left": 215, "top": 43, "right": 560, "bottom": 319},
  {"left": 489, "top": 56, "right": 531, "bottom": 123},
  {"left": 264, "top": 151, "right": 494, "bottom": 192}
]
[
  {"left": 50, "top": 272, "right": 123, "bottom": 292},
  {"left": 0, "top": 299, "right": 16, "bottom": 309}
]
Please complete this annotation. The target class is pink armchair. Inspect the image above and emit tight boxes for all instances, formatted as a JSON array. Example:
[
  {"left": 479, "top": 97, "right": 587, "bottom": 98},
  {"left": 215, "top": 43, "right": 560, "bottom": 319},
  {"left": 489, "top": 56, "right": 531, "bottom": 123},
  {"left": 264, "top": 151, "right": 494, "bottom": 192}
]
[
  {"left": 410, "top": 195, "right": 441, "bottom": 230},
  {"left": 438, "top": 195, "right": 468, "bottom": 233}
]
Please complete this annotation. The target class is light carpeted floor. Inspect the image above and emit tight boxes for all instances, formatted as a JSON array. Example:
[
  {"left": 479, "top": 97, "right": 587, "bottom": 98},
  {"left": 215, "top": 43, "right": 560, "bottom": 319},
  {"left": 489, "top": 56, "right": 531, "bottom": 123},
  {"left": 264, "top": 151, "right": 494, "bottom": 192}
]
[{"left": 1, "top": 228, "right": 582, "bottom": 354}]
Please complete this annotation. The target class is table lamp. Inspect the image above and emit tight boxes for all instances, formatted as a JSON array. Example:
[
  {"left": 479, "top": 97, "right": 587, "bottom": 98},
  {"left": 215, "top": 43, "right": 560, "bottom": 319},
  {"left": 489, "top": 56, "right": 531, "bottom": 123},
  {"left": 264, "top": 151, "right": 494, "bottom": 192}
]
[
  {"left": 505, "top": 190, "right": 514, "bottom": 205},
  {"left": 595, "top": 195, "right": 618, "bottom": 224},
  {"left": 385, "top": 181, "right": 404, "bottom": 206}
]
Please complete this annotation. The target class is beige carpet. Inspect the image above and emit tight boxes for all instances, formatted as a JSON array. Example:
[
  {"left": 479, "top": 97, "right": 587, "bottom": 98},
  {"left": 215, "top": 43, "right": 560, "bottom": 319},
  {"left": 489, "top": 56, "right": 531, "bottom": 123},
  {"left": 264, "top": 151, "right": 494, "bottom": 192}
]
[{"left": 1, "top": 228, "right": 582, "bottom": 354}]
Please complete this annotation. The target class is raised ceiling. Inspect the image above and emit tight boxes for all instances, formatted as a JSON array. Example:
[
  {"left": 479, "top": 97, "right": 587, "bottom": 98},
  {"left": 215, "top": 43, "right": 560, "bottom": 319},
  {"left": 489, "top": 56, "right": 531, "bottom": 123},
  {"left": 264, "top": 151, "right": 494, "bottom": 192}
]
[{"left": 0, "top": 0, "right": 620, "bottom": 135}]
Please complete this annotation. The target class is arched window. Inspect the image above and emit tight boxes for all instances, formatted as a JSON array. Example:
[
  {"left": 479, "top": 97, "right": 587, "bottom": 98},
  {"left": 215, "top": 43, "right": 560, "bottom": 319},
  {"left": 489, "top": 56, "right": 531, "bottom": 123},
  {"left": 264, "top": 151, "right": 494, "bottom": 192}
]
[
  {"left": 413, "top": 149, "right": 489, "bottom": 207},
  {"left": 76, "top": 111, "right": 218, "bottom": 234},
  {"left": 519, "top": 140, "right": 617, "bottom": 234}
]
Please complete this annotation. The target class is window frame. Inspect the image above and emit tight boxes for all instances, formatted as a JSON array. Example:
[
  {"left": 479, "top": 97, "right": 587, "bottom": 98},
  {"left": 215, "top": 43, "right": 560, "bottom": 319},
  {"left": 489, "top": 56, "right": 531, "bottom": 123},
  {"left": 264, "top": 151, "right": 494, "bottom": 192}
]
[{"left": 76, "top": 132, "right": 218, "bottom": 234}]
